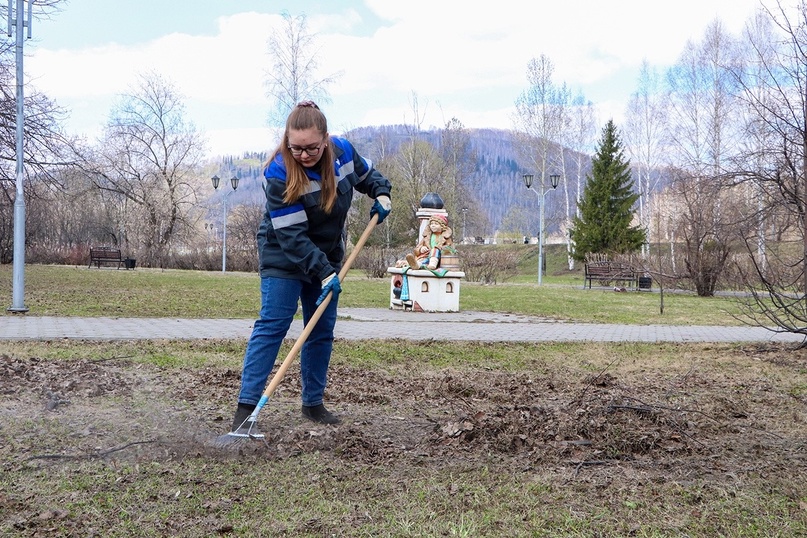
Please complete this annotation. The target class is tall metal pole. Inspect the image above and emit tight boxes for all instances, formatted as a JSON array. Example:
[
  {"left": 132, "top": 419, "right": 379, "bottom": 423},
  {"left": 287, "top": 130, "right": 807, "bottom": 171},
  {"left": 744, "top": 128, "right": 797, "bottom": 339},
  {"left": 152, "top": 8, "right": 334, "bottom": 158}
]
[
  {"left": 538, "top": 187, "right": 545, "bottom": 286},
  {"left": 8, "top": 0, "right": 30, "bottom": 313},
  {"left": 221, "top": 195, "right": 227, "bottom": 273},
  {"left": 461, "top": 207, "right": 467, "bottom": 243},
  {"left": 523, "top": 173, "right": 559, "bottom": 286},
  {"left": 211, "top": 174, "right": 238, "bottom": 273}
]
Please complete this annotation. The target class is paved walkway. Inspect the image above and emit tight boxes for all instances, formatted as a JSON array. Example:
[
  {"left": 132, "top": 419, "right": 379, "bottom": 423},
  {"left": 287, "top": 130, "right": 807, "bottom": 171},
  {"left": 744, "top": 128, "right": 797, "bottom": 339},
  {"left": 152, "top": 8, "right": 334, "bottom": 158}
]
[{"left": 0, "top": 308, "right": 804, "bottom": 344}]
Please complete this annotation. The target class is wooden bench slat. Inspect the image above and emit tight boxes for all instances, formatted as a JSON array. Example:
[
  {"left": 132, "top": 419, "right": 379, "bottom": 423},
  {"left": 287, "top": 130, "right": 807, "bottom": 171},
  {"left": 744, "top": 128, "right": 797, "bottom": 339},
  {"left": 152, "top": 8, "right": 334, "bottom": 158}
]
[
  {"left": 89, "top": 247, "right": 123, "bottom": 269},
  {"left": 584, "top": 261, "right": 639, "bottom": 289}
]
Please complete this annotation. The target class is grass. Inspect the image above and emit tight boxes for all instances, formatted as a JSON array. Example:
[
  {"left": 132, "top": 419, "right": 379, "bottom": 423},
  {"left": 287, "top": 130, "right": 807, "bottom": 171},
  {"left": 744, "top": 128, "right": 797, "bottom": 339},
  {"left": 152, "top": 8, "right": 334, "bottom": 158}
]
[
  {"left": 0, "top": 263, "right": 746, "bottom": 325},
  {"left": 0, "top": 258, "right": 800, "bottom": 535},
  {"left": 2, "top": 339, "right": 806, "bottom": 537}
]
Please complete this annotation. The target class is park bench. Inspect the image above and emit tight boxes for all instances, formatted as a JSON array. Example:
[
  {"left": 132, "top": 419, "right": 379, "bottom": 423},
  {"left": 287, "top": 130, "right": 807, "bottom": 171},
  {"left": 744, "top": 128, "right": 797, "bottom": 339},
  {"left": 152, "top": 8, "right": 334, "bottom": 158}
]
[
  {"left": 584, "top": 260, "right": 639, "bottom": 289},
  {"left": 88, "top": 246, "right": 123, "bottom": 269}
]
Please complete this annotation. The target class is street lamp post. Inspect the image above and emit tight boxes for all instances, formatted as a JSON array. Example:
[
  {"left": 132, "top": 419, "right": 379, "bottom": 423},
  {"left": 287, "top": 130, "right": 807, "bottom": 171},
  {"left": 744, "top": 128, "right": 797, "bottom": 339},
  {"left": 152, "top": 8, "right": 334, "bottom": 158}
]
[
  {"left": 461, "top": 207, "right": 468, "bottom": 243},
  {"left": 523, "top": 173, "right": 560, "bottom": 285},
  {"left": 211, "top": 174, "right": 240, "bottom": 273},
  {"left": 7, "top": 0, "right": 32, "bottom": 313}
]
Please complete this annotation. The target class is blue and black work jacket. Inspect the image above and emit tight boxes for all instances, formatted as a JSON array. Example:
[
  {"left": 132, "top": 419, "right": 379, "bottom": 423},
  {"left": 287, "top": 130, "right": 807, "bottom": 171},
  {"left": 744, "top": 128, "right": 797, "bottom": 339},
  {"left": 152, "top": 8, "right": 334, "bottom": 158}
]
[{"left": 257, "top": 136, "right": 391, "bottom": 282}]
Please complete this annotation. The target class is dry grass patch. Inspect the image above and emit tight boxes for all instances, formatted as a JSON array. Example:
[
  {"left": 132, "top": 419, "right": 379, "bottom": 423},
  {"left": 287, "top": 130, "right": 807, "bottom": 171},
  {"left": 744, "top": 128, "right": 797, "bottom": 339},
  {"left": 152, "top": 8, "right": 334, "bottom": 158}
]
[{"left": 1, "top": 340, "right": 806, "bottom": 536}]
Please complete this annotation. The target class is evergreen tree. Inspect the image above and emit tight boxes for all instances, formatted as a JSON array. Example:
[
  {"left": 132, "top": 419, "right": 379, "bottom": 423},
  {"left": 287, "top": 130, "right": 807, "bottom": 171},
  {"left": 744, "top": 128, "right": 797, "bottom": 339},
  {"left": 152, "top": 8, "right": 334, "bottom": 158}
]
[{"left": 570, "top": 120, "right": 646, "bottom": 261}]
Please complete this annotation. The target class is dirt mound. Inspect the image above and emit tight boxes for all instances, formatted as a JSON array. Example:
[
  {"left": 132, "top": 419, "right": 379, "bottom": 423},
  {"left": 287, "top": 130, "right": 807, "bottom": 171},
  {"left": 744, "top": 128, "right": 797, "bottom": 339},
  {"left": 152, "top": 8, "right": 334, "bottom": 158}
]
[
  {"left": 2, "top": 343, "right": 807, "bottom": 536},
  {"left": 3, "top": 349, "right": 800, "bottom": 481}
]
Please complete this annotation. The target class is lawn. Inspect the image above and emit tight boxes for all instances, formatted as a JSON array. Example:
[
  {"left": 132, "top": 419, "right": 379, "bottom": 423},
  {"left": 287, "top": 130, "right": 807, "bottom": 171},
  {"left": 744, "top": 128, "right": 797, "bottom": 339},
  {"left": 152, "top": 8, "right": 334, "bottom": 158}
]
[
  {"left": 1, "top": 264, "right": 745, "bottom": 326},
  {"left": 1, "top": 263, "right": 804, "bottom": 537},
  {"left": 1, "top": 339, "right": 805, "bottom": 537}
]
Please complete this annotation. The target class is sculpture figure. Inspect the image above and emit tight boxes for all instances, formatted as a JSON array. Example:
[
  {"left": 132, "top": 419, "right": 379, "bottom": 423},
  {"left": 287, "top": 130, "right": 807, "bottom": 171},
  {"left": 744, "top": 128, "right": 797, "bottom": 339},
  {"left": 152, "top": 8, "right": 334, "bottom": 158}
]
[{"left": 400, "top": 213, "right": 453, "bottom": 270}]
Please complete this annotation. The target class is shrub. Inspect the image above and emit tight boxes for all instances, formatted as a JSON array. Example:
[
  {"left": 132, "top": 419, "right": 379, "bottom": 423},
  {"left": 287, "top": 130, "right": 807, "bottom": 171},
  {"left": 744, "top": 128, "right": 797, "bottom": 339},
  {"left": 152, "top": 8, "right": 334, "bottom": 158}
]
[
  {"left": 354, "top": 246, "right": 401, "bottom": 278},
  {"left": 456, "top": 245, "right": 520, "bottom": 284}
]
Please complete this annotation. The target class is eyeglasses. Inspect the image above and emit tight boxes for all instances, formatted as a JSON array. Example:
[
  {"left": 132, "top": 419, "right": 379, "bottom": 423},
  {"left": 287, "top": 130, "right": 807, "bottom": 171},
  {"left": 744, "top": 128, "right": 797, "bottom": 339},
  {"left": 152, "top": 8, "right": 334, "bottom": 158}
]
[{"left": 288, "top": 142, "right": 323, "bottom": 157}]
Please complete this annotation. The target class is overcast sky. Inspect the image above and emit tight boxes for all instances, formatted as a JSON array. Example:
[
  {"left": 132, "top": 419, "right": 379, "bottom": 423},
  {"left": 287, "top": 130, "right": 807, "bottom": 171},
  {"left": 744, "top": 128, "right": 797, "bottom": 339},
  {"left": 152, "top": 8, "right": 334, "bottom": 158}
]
[{"left": 23, "top": 0, "right": 765, "bottom": 157}]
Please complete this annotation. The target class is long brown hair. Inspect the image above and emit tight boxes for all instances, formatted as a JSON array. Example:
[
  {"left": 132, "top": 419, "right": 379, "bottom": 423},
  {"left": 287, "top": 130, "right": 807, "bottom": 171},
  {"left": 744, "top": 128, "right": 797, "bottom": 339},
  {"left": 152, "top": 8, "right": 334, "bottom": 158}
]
[{"left": 270, "top": 101, "right": 337, "bottom": 213}]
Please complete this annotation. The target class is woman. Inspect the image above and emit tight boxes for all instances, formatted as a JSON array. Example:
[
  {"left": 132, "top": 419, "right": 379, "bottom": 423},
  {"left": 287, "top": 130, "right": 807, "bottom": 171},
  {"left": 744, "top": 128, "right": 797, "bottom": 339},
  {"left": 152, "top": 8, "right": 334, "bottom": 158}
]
[{"left": 230, "top": 101, "right": 392, "bottom": 433}]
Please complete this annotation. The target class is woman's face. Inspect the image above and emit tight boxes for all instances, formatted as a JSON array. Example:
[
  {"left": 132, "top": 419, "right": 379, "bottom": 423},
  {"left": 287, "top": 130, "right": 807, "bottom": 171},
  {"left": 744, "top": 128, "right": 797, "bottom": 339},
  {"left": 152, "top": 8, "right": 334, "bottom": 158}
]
[{"left": 287, "top": 127, "right": 327, "bottom": 168}]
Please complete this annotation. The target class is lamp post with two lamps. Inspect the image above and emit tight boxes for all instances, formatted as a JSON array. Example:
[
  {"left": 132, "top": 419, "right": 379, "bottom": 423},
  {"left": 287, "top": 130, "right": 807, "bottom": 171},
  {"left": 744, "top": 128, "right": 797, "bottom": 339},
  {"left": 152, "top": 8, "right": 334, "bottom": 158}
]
[
  {"left": 211, "top": 174, "right": 240, "bottom": 273},
  {"left": 523, "top": 172, "right": 560, "bottom": 285}
]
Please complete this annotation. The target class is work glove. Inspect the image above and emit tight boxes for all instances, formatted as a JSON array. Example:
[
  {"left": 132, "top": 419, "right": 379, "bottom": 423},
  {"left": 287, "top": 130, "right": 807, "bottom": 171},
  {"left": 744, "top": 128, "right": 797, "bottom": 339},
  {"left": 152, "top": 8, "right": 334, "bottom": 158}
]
[
  {"left": 370, "top": 195, "right": 392, "bottom": 224},
  {"left": 316, "top": 273, "right": 342, "bottom": 306}
]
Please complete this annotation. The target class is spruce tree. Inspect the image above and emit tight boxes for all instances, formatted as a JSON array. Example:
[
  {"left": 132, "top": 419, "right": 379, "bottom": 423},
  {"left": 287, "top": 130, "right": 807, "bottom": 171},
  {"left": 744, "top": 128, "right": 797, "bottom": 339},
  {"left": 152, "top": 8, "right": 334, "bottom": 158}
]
[{"left": 570, "top": 120, "right": 646, "bottom": 261}]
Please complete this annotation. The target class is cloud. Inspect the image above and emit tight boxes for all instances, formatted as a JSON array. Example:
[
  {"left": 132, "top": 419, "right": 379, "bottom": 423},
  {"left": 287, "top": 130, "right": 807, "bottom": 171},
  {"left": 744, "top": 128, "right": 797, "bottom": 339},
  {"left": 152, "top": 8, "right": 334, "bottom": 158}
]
[{"left": 25, "top": 0, "right": 765, "bottom": 155}]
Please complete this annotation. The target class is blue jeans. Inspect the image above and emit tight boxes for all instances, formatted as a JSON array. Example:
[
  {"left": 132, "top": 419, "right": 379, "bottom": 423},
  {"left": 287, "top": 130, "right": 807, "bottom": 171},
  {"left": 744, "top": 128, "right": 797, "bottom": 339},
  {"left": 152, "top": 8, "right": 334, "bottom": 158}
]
[{"left": 238, "top": 276, "right": 338, "bottom": 408}]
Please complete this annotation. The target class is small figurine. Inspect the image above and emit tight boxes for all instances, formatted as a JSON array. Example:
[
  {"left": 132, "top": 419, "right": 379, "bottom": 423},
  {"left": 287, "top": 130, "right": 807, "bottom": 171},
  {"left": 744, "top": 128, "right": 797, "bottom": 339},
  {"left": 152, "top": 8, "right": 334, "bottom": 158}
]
[{"left": 401, "top": 214, "right": 453, "bottom": 270}]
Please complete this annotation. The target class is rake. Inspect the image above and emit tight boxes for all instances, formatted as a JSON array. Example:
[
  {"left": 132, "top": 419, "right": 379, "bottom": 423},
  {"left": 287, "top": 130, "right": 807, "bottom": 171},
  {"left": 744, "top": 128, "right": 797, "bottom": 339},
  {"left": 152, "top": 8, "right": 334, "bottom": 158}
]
[{"left": 212, "top": 214, "right": 379, "bottom": 447}]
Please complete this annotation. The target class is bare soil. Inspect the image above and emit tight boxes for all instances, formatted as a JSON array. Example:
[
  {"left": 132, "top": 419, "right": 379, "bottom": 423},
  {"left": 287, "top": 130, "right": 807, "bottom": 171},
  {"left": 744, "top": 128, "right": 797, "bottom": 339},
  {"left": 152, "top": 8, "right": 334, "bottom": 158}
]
[{"left": 1, "top": 341, "right": 807, "bottom": 536}]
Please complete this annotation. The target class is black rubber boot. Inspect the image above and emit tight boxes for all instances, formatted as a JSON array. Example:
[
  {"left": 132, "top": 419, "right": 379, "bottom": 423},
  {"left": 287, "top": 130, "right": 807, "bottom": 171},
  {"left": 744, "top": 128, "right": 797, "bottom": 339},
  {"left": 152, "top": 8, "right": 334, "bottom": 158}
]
[
  {"left": 231, "top": 403, "right": 260, "bottom": 435},
  {"left": 301, "top": 404, "right": 340, "bottom": 425}
]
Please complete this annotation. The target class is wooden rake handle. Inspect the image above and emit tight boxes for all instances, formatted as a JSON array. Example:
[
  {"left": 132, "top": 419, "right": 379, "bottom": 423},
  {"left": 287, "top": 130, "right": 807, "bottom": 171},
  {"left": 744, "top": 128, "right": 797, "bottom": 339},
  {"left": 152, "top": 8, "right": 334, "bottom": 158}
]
[{"left": 261, "top": 214, "right": 379, "bottom": 399}]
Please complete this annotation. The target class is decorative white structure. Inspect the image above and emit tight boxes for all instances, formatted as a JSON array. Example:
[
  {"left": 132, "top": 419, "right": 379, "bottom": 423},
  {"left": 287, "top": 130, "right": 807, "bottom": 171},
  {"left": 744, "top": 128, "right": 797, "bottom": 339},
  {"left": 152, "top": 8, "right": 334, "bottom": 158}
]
[
  {"left": 387, "top": 192, "right": 465, "bottom": 312},
  {"left": 388, "top": 267, "right": 464, "bottom": 312}
]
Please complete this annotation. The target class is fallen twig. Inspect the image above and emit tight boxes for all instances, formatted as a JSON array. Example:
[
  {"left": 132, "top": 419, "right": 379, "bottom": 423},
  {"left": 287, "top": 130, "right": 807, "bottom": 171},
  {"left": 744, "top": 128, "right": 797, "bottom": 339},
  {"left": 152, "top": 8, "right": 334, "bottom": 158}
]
[
  {"left": 89, "top": 355, "right": 136, "bottom": 364},
  {"left": 577, "top": 356, "right": 620, "bottom": 402},
  {"left": 572, "top": 459, "right": 610, "bottom": 477},
  {"left": 26, "top": 440, "right": 157, "bottom": 461},
  {"left": 607, "top": 404, "right": 656, "bottom": 415},
  {"left": 621, "top": 395, "right": 720, "bottom": 423}
]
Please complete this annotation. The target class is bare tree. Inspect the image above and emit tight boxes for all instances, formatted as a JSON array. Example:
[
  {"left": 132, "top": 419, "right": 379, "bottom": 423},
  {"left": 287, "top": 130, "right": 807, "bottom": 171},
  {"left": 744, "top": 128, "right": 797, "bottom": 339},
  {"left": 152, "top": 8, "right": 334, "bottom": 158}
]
[
  {"left": 264, "top": 11, "right": 342, "bottom": 127},
  {"left": 381, "top": 93, "right": 448, "bottom": 237},
  {"left": 561, "top": 92, "right": 597, "bottom": 269},
  {"left": 513, "top": 54, "right": 568, "bottom": 259},
  {"left": 729, "top": 1, "right": 807, "bottom": 341},
  {"left": 0, "top": 25, "right": 78, "bottom": 263},
  {"left": 226, "top": 202, "right": 262, "bottom": 272},
  {"left": 24, "top": 167, "right": 104, "bottom": 264},
  {"left": 89, "top": 72, "right": 207, "bottom": 268},
  {"left": 345, "top": 126, "right": 402, "bottom": 249},
  {"left": 664, "top": 19, "right": 742, "bottom": 295},
  {"left": 733, "top": 12, "right": 777, "bottom": 273},
  {"left": 513, "top": 54, "right": 565, "bottom": 186},
  {"left": 393, "top": 139, "right": 446, "bottom": 219},
  {"left": 624, "top": 60, "right": 667, "bottom": 258},
  {"left": 439, "top": 117, "right": 476, "bottom": 220}
]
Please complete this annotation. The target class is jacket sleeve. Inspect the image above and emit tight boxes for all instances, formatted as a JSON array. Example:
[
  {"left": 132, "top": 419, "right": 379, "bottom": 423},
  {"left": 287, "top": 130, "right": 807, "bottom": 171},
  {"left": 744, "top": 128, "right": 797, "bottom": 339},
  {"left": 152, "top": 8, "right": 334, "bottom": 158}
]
[{"left": 264, "top": 165, "right": 334, "bottom": 281}]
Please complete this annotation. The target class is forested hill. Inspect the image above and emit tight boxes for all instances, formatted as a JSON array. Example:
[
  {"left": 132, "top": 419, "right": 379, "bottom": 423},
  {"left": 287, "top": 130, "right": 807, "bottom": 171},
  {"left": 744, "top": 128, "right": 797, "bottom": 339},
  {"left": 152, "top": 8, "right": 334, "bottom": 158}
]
[
  {"left": 343, "top": 126, "right": 562, "bottom": 234},
  {"left": 223, "top": 126, "right": 586, "bottom": 235},
  {"left": 465, "top": 128, "right": 525, "bottom": 232}
]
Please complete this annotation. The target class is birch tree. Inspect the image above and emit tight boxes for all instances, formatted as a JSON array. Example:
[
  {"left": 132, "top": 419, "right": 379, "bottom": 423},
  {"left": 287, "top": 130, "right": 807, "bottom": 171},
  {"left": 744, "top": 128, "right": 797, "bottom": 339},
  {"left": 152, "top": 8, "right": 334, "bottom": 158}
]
[
  {"left": 665, "top": 19, "right": 742, "bottom": 295},
  {"left": 264, "top": 12, "right": 342, "bottom": 127},
  {"left": 562, "top": 92, "right": 597, "bottom": 269},
  {"left": 513, "top": 54, "right": 567, "bottom": 241},
  {"left": 514, "top": 55, "right": 565, "bottom": 174},
  {"left": 624, "top": 60, "right": 667, "bottom": 258}
]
